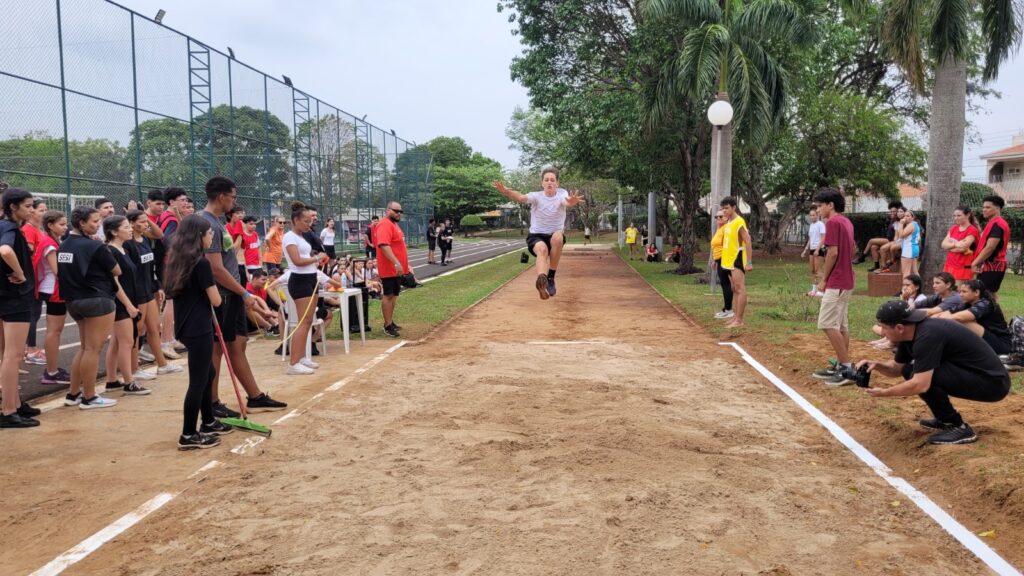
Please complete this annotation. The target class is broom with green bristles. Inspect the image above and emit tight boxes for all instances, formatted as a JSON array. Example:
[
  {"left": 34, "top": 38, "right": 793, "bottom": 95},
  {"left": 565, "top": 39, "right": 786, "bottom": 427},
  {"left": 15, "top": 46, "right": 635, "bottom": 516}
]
[{"left": 211, "top": 305, "right": 272, "bottom": 436}]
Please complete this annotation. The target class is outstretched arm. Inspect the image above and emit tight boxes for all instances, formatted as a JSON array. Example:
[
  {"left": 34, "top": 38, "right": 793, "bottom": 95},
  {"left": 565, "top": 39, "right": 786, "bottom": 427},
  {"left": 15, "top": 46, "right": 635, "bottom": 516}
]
[
  {"left": 563, "top": 190, "right": 583, "bottom": 208},
  {"left": 493, "top": 181, "right": 529, "bottom": 204}
]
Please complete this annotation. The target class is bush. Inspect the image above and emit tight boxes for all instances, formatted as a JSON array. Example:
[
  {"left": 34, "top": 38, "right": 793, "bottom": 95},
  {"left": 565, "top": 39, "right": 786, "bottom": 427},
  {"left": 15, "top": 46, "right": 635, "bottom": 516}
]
[{"left": 460, "top": 214, "right": 485, "bottom": 235}]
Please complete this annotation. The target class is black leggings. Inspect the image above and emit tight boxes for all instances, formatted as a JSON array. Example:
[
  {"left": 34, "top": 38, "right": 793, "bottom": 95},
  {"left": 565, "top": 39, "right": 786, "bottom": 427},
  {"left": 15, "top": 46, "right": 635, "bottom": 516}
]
[
  {"left": 715, "top": 259, "right": 734, "bottom": 311},
  {"left": 901, "top": 362, "right": 1011, "bottom": 426},
  {"left": 440, "top": 241, "right": 450, "bottom": 263},
  {"left": 179, "top": 333, "right": 216, "bottom": 436},
  {"left": 27, "top": 297, "right": 43, "bottom": 347}
]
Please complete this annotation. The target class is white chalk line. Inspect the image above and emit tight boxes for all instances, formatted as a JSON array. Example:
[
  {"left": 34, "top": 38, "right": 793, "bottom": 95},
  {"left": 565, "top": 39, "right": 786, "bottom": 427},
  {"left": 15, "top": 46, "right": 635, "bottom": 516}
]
[
  {"left": 720, "top": 341, "right": 1021, "bottom": 576},
  {"left": 526, "top": 340, "right": 612, "bottom": 345},
  {"left": 420, "top": 248, "right": 522, "bottom": 283},
  {"left": 187, "top": 459, "right": 222, "bottom": 479},
  {"left": 29, "top": 491, "right": 179, "bottom": 576}
]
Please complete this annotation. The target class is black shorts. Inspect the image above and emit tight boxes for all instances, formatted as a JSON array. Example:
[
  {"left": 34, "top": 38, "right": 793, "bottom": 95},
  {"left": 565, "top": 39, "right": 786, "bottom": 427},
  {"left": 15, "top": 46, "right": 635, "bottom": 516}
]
[
  {"left": 214, "top": 292, "right": 247, "bottom": 342},
  {"left": 67, "top": 297, "right": 116, "bottom": 321},
  {"left": 982, "top": 330, "right": 1012, "bottom": 355},
  {"left": 428, "top": 238, "right": 437, "bottom": 251},
  {"left": 527, "top": 232, "right": 563, "bottom": 256},
  {"left": 365, "top": 246, "right": 376, "bottom": 258},
  {"left": 381, "top": 276, "right": 402, "bottom": 296},
  {"left": 324, "top": 246, "right": 337, "bottom": 260},
  {"left": 288, "top": 272, "right": 319, "bottom": 299},
  {"left": 115, "top": 303, "right": 134, "bottom": 322},
  {"left": 40, "top": 293, "right": 67, "bottom": 316},
  {"left": 978, "top": 271, "right": 1005, "bottom": 293},
  {"left": 0, "top": 310, "right": 31, "bottom": 323},
  {"left": 813, "top": 247, "right": 826, "bottom": 257}
]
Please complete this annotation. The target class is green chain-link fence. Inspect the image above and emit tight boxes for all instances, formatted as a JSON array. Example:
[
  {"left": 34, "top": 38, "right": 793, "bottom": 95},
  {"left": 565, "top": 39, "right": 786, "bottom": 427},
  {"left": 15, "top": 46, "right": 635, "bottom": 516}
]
[{"left": 0, "top": 0, "right": 432, "bottom": 247}]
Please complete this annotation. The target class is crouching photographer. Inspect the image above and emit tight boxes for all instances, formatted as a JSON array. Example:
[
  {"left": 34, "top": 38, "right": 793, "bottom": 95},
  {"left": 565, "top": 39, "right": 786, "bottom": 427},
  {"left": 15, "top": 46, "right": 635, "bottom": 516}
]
[{"left": 856, "top": 300, "right": 1010, "bottom": 445}]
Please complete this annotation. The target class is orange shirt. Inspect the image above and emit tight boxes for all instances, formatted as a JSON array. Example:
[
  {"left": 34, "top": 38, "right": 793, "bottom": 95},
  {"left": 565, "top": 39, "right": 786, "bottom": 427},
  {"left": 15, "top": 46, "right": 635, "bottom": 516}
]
[{"left": 263, "top": 228, "right": 283, "bottom": 264}]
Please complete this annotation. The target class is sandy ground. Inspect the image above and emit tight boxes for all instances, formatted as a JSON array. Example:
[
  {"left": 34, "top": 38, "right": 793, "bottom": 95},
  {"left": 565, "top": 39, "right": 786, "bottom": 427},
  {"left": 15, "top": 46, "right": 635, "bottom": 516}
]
[{"left": 6, "top": 247, "right": 995, "bottom": 575}]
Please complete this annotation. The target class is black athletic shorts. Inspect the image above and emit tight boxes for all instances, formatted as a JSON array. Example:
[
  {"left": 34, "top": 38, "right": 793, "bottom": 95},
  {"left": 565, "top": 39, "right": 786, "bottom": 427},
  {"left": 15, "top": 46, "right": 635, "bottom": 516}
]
[
  {"left": 428, "top": 238, "right": 437, "bottom": 251},
  {"left": 0, "top": 309, "right": 31, "bottom": 323},
  {"left": 324, "top": 246, "right": 337, "bottom": 260},
  {"left": 365, "top": 246, "right": 376, "bottom": 259},
  {"left": 214, "top": 292, "right": 248, "bottom": 342},
  {"left": 381, "top": 276, "right": 402, "bottom": 296},
  {"left": 527, "top": 232, "right": 562, "bottom": 257},
  {"left": 982, "top": 329, "right": 1012, "bottom": 355},
  {"left": 288, "top": 272, "right": 318, "bottom": 300},
  {"left": 978, "top": 271, "right": 1005, "bottom": 293},
  {"left": 40, "top": 293, "right": 67, "bottom": 316},
  {"left": 67, "top": 297, "right": 116, "bottom": 321}
]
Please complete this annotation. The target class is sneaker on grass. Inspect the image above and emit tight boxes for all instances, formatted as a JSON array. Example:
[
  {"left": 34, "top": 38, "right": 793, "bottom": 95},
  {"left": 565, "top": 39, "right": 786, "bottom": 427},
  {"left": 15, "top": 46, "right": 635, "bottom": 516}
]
[
  {"left": 178, "top": 432, "right": 220, "bottom": 451},
  {"left": 157, "top": 363, "right": 183, "bottom": 375},
  {"left": 212, "top": 401, "right": 240, "bottom": 419},
  {"left": 927, "top": 423, "right": 977, "bottom": 445},
  {"left": 79, "top": 395, "right": 117, "bottom": 410},
  {"left": 122, "top": 382, "right": 151, "bottom": 396},
  {"left": 384, "top": 323, "right": 400, "bottom": 338},
  {"left": 246, "top": 393, "right": 287, "bottom": 412},
  {"left": 200, "top": 419, "right": 234, "bottom": 436},
  {"left": 714, "top": 310, "right": 734, "bottom": 320}
]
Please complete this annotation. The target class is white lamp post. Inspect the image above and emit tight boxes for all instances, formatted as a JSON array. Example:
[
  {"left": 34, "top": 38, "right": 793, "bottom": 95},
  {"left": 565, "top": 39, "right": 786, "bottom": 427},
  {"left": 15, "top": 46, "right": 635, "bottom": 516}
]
[{"left": 706, "top": 98, "right": 734, "bottom": 292}]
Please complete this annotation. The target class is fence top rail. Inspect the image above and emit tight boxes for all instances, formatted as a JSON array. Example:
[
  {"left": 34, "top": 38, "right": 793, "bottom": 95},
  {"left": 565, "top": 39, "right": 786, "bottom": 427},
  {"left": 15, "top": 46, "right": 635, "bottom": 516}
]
[{"left": 102, "top": 0, "right": 420, "bottom": 149}]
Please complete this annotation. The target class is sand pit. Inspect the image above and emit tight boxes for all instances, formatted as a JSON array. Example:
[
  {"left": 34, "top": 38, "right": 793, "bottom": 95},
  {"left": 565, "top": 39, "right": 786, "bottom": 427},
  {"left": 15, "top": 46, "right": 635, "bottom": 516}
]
[{"left": 10, "top": 247, "right": 1000, "bottom": 575}]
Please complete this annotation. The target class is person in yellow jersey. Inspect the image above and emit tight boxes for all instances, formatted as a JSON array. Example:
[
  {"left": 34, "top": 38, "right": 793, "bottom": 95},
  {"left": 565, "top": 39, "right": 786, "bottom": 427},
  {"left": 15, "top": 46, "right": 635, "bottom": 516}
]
[
  {"left": 719, "top": 197, "right": 753, "bottom": 328},
  {"left": 710, "top": 209, "right": 733, "bottom": 320},
  {"left": 625, "top": 222, "right": 639, "bottom": 260}
]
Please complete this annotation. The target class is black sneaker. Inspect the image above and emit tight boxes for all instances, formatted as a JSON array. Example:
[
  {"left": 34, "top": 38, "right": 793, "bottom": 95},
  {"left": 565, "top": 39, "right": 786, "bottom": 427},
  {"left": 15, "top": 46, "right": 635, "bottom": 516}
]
[
  {"left": 178, "top": 432, "right": 220, "bottom": 451},
  {"left": 105, "top": 381, "right": 123, "bottom": 391},
  {"left": 928, "top": 423, "right": 977, "bottom": 445},
  {"left": 212, "top": 401, "right": 240, "bottom": 419},
  {"left": 0, "top": 412, "right": 40, "bottom": 428},
  {"left": 812, "top": 360, "right": 838, "bottom": 379},
  {"left": 200, "top": 419, "right": 234, "bottom": 436},
  {"left": 122, "top": 382, "right": 152, "bottom": 396},
  {"left": 918, "top": 418, "right": 952, "bottom": 431},
  {"left": 246, "top": 393, "right": 287, "bottom": 412},
  {"left": 17, "top": 403, "right": 42, "bottom": 417},
  {"left": 384, "top": 323, "right": 400, "bottom": 338}
]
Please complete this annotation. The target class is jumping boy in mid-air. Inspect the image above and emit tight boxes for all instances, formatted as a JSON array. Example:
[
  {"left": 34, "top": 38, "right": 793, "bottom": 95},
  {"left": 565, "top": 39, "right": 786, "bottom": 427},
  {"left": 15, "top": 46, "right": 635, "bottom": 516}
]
[{"left": 493, "top": 166, "right": 581, "bottom": 300}]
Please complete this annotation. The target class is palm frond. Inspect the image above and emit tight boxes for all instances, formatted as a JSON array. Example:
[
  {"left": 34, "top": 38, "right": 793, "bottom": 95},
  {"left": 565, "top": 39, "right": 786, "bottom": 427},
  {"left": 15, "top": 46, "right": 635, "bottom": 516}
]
[
  {"left": 732, "top": 0, "right": 816, "bottom": 47},
  {"left": 927, "top": 0, "right": 972, "bottom": 63},
  {"left": 881, "top": 0, "right": 926, "bottom": 92},
  {"left": 677, "top": 24, "right": 731, "bottom": 99},
  {"left": 641, "top": 0, "right": 723, "bottom": 25},
  {"left": 726, "top": 45, "right": 773, "bottom": 146},
  {"left": 733, "top": 37, "right": 789, "bottom": 125},
  {"left": 980, "top": 0, "right": 1023, "bottom": 81}
]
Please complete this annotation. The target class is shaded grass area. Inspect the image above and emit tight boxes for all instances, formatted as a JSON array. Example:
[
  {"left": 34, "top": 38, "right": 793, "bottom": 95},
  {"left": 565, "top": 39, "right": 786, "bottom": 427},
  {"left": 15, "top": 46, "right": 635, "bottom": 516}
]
[
  {"left": 324, "top": 252, "right": 527, "bottom": 342},
  {"left": 623, "top": 248, "right": 1024, "bottom": 392}
]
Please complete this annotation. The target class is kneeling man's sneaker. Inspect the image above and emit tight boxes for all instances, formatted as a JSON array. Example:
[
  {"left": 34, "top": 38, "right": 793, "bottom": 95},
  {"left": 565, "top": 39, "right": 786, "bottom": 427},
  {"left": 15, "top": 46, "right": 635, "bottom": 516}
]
[
  {"left": 822, "top": 372, "right": 852, "bottom": 387},
  {"left": 927, "top": 423, "right": 977, "bottom": 445},
  {"left": 812, "top": 360, "right": 838, "bottom": 379},
  {"left": 918, "top": 418, "right": 951, "bottom": 431}
]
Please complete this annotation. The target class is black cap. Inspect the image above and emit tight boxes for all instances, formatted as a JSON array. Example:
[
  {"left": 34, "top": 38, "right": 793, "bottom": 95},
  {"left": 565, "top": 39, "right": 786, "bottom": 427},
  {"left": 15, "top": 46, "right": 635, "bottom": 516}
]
[{"left": 876, "top": 300, "right": 928, "bottom": 325}]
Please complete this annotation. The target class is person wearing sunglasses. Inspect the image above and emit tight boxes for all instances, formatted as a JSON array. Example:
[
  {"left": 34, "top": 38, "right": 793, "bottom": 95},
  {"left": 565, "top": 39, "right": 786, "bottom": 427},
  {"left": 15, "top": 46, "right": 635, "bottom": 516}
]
[
  {"left": 263, "top": 217, "right": 285, "bottom": 274},
  {"left": 374, "top": 202, "right": 412, "bottom": 337},
  {"left": 710, "top": 210, "right": 733, "bottom": 320}
]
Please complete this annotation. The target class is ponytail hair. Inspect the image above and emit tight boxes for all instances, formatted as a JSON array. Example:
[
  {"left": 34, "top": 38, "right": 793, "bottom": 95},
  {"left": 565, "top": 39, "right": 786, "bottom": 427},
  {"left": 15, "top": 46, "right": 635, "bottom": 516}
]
[
  {"left": 961, "top": 278, "right": 996, "bottom": 303},
  {"left": 42, "top": 210, "right": 66, "bottom": 242},
  {"left": 103, "top": 215, "right": 127, "bottom": 242},
  {"left": 1, "top": 187, "right": 32, "bottom": 220},
  {"left": 290, "top": 201, "right": 307, "bottom": 223},
  {"left": 956, "top": 205, "right": 980, "bottom": 229}
]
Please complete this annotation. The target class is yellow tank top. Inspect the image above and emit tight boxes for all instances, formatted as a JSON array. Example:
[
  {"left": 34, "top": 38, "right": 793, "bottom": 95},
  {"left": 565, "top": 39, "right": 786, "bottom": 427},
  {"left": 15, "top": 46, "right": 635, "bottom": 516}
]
[
  {"left": 720, "top": 216, "right": 748, "bottom": 269},
  {"left": 625, "top": 227, "right": 637, "bottom": 243},
  {"left": 710, "top": 227, "right": 725, "bottom": 260}
]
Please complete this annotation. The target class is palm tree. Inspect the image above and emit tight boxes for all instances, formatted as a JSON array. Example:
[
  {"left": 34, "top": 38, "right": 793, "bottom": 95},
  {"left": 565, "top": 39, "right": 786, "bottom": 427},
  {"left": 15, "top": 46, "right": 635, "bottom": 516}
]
[{"left": 880, "top": 0, "right": 1021, "bottom": 281}]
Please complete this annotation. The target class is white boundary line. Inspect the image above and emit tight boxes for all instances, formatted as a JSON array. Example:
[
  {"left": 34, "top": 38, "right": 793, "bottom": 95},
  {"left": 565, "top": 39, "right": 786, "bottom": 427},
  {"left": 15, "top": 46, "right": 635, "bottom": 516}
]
[
  {"left": 29, "top": 492, "right": 179, "bottom": 576},
  {"left": 420, "top": 247, "right": 522, "bottom": 283},
  {"left": 720, "top": 341, "right": 1021, "bottom": 576},
  {"left": 526, "top": 340, "right": 610, "bottom": 345}
]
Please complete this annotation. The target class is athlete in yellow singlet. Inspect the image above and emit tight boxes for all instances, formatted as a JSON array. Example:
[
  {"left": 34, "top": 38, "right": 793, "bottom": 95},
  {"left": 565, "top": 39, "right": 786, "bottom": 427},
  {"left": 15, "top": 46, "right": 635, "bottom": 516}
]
[{"left": 625, "top": 223, "right": 639, "bottom": 260}]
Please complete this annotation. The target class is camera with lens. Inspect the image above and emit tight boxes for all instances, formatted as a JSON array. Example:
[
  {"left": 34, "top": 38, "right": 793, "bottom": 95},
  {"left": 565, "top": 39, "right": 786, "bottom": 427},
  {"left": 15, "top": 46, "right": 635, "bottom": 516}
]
[{"left": 839, "top": 365, "right": 872, "bottom": 388}]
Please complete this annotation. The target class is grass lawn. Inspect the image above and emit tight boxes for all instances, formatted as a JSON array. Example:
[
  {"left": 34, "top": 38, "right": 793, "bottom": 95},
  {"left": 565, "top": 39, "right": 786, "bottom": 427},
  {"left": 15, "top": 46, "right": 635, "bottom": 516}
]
[
  {"left": 324, "top": 252, "right": 527, "bottom": 342},
  {"left": 622, "top": 248, "right": 1024, "bottom": 392},
  {"left": 474, "top": 228, "right": 619, "bottom": 244}
]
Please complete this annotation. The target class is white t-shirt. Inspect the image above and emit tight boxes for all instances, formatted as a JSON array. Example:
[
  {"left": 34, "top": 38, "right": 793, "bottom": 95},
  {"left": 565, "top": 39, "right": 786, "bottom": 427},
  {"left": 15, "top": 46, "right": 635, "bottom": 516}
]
[
  {"left": 527, "top": 188, "right": 569, "bottom": 234},
  {"left": 808, "top": 221, "right": 826, "bottom": 249},
  {"left": 320, "top": 227, "right": 335, "bottom": 246},
  {"left": 282, "top": 230, "right": 317, "bottom": 273},
  {"left": 39, "top": 245, "right": 57, "bottom": 294}
]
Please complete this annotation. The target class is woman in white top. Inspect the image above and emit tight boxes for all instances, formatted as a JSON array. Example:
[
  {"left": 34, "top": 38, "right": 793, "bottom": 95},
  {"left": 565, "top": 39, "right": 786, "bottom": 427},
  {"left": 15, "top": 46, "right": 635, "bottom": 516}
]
[
  {"left": 282, "top": 202, "right": 322, "bottom": 375},
  {"left": 869, "top": 274, "right": 927, "bottom": 350},
  {"left": 800, "top": 207, "right": 827, "bottom": 296},
  {"left": 320, "top": 218, "right": 337, "bottom": 260}
]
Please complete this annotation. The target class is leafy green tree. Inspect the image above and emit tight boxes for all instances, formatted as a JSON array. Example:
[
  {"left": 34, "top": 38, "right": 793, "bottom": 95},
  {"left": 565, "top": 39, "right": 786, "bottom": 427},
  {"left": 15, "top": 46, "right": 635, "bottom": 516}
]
[
  {"left": 459, "top": 214, "right": 485, "bottom": 235},
  {"left": 426, "top": 137, "right": 473, "bottom": 168},
  {"left": 431, "top": 163, "right": 505, "bottom": 223},
  {"left": 879, "top": 0, "right": 1022, "bottom": 280}
]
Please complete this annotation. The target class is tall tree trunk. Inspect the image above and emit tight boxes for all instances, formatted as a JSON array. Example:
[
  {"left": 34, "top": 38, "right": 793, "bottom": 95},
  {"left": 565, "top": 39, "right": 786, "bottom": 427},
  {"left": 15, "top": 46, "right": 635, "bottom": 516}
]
[{"left": 920, "top": 56, "right": 967, "bottom": 286}]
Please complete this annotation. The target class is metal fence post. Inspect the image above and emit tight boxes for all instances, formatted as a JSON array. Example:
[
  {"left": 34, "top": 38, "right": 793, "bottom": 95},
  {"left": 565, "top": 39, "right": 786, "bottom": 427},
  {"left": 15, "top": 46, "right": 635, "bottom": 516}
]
[{"left": 55, "top": 0, "right": 72, "bottom": 202}]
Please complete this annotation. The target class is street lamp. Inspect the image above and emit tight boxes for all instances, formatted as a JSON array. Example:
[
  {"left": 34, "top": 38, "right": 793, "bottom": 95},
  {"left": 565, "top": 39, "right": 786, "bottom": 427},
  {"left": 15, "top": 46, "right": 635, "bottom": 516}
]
[{"left": 706, "top": 98, "right": 734, "bottom": 292}]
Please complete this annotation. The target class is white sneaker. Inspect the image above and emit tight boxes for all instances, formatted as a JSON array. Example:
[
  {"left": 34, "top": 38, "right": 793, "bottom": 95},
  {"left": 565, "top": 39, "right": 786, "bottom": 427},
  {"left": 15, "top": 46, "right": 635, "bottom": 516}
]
[
  {"left": 714, "top": 310, "right": 734, "bottom": 319},
  {"left": 160, "top": 345, "right": 182, "bottom": 360},
  {"left": 79, "top": 395, "right": 118, "bottom": 410},
  {"left": 287, "top": 363, "right": 315, "bottom": 375},
  {"left": 138, "top": 349, "right": 155, "bottom": 362},
  {"left": 133, "top": 369, "right": 157, "bottom": 381},
  {"left": 157, "top": 363, "right": 183, "bottom": 375},
  {"left": 172, "top": 340, "right": 187, "bottom": 352},
  {"left": 300, "top": 358, "right": 320, "bottom": 369}
]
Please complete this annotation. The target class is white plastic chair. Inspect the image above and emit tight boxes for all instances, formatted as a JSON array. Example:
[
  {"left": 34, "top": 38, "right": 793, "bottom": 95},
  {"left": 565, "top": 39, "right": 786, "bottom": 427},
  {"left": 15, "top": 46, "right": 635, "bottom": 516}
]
[
  {"left": 280, "top": 286, "right": 326, "bottom": 362},
  {"left": 335, "top": 287, "right": 366, "bottom": 354}
]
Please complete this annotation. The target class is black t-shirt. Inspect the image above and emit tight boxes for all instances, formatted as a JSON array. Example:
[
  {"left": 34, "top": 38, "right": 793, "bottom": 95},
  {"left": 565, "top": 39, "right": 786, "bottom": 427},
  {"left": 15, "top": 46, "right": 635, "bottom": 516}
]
[
  {"left": 126, "top": 239, "right": 156, "bottom": 298},
  {"left": 0, "top": 219, "right": 34, "bottom": 302},
  {"left": 968, "top": 298, "right": 1012, "bottom": 345},
  {"left": 108, "top": 245, "right": 139, "bottom": 313},
  {"left": 895, "top": 318, "right": 1008, "bottom": 380},
  {"left": 985, "top": 225, "right": 1005, "bottom": 262},
  {"left": 365, "top": 224, "right": 374, "bottom": 247},
  {"left": 427, "top": 226, "right": 437, "bottom": 241},
  {"left": 303, "top": 229, "right": 325, "bottom": 254},
  {"left": 57, "top": 234, "right": 117, "bottom": 301},
  {"left": 885, "top": 219, "right": 898, "bottom": 241},
  {"left": 172, "top": 258, "right": 215, "bottom": 338},
  {"left": 443, "top": 225, "right": 454, "bottom": 244}
]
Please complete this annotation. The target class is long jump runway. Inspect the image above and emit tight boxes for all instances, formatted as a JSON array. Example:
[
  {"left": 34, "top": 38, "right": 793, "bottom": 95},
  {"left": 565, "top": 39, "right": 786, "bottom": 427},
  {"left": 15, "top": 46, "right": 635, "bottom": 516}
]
[{"left": 31, "top": 247, "right": 993, "bottom": 574}]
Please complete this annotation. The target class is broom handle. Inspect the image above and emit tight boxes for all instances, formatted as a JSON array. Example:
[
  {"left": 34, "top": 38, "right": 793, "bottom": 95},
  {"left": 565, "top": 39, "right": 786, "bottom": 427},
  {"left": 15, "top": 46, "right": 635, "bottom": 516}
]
[{"left": 210, "top": 304, "right": 250, "bottom": 420}]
